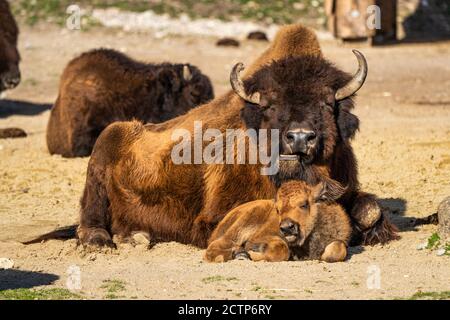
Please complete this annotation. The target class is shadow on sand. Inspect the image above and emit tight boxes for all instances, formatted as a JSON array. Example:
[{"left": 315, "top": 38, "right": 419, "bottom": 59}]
[
  {"left": 0, "top": 269, "right": 59, "bottom": 290},
  {"left": 0, "top": 99, "right": 52, "bottom": 118}
]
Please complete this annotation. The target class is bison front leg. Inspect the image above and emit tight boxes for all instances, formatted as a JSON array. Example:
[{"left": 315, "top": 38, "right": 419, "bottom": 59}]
[
  {"left": 78, "top": 154, "right": 115, "bottom": 249},
  {"left": 350, "top": 192, "right": 399, "bottom": 245}
]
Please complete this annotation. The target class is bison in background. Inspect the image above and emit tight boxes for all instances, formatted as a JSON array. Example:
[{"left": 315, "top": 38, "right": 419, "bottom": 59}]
[
  {"left": 0, "top": 0, "right": 24, "bottom": 139},
  {"left": 46, "top": 49, "right": 214, "bottom": 157},
  {"left": 0, "top": 0, "right": 21, "bottom": 92}
]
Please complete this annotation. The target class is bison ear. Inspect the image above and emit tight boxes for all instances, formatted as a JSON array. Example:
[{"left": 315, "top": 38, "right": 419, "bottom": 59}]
[
  {"left": 313, "top": 179, "right": 346, "bottom": 203},
  {"left": 336, "top": 99, "right": 359, "bottom": 140}
]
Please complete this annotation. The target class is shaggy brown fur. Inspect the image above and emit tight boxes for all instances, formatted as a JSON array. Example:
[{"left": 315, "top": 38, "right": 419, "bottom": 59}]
[
  {"left": 30, "top": 24, "right": 398, "bottom": 248},
  {"left": 46, "top": 48, "right": 214, "bottom": 157},
  {"left": 0, "top": 127, "right": 26, "bottom": 139},
  {"left": 243, "top": 24, "right": 322, "bottom": 77},
  {"left": 204, "top": 180, "right": 352, "bottom": 263},
  {"left": 0, "top": 0, "right": 20, "bottom": 92}
]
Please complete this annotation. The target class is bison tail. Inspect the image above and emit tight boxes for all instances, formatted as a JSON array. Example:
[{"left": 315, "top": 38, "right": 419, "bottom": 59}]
[
  {"left": 413, "top": 213, "right": 439, "bottom": 226},
  {"left": 22, "top": 225, "right": 78, "bottom": 245}
]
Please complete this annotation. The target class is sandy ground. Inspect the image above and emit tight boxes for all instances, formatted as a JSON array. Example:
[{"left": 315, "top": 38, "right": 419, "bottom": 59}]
[{"left": 0, "top": 24, "right": 449, "bottom": 300}]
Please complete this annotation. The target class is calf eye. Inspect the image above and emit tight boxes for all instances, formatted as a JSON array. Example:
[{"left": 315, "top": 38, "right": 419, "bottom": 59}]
[{"left": 299, "top": 203, "right": 309, "bottom": 210}]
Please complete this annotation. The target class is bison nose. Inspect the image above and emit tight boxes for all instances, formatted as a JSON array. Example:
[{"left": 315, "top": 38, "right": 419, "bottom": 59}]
[
  {"left": 280, "top": 219, "right": 298, "bottom": 236},
  {"left": 285, "top": 130, "right": 316, "bottom": 154},
  {"left": 2, "top": 70, "right": 21, "bottom": 89}
]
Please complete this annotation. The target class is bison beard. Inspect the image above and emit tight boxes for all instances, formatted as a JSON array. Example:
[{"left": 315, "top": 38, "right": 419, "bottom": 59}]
[{"left": 46, "top": 49, "right": 214, "bottom": 158}]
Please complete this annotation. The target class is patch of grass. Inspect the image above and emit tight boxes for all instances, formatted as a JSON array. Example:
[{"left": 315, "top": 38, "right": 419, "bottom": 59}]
[
  {"left": 23, "top": 78, "right": 39, "bottom": 87},
  {"left": 11, "top": 0, "right": 326, "bottom": 28},
  {"left": 408, "top": 290, "right": 450, "bottom": 300},
  {"left": 425, "top": 232, "right": 450, "bottom": 255},
  {"left": 100, "top": 279, "right": 126, "bottom": 299},
  {"left": 304, "top": 289, "right": 313, "bottom": 294},
  {"left": 426, "top": 232, "right": 441, "bottom": 249},
  {"left": 264, "top": 294, "right": 283, "bottom": 299},
  {"left": 12, "top": 0, "right": 68, "bottom": 26},
  {"left": 201, "top": 275, "right": 239, "bottom": 284},
  {"left": 251, "top": 285, "right": 263, "bottom": 291},
  {"left": 0, "top": 288, "right": 82, "bottom": 300}
]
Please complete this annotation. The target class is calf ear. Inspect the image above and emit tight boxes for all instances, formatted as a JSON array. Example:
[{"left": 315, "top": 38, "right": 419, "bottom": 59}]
[
  {"left": 336, "top": 99, "right": 359, "bottom": 140},
  {"left": 313, "top": 179, "right": 347, "bottom": 203}
]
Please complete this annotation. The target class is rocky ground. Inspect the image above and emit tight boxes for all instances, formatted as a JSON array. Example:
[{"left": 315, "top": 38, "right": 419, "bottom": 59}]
[{"left": 0, "top": 23, "right": 449, "bottom": 299}]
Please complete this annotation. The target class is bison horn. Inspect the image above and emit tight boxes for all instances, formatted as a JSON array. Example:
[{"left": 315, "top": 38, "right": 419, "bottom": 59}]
[
  {"left": 230, "top": 62, "right": 261, "bottom": 105},
  {"left": 183, "top": 65, "right": 193, "bottom": 81},
  {"left": 335, "top": 50, "right": 368, "bottom": 101}
]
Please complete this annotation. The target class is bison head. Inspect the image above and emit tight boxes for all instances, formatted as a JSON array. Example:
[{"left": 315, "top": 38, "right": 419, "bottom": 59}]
[
  {"left": 157, "top": 64, "right": 214, "bottom": 120},
  {"left": 0, "top": 1, "right": 21, "bottom": 92},
  {"left": 232, "top": 50, "right": 367, "bottom": 181}
]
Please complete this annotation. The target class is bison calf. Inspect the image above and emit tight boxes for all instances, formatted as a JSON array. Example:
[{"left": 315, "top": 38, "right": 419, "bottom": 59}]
[
  {"left": 47, "top": 48, "right": 214, "bottom": 157},
  {"left": 204, "top": 180, "right": 352, "bottom": 263}
]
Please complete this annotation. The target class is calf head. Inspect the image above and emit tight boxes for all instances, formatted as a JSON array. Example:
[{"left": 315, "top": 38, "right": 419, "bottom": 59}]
[
  {"left": 232, "top": 50, "right": 367, "bottom": 182},
  {"left": 276, "top": 180, "right": 345, "bottom": 246},
  {"left": 157, "top": 64, "right": 213, "bottom": 120}
]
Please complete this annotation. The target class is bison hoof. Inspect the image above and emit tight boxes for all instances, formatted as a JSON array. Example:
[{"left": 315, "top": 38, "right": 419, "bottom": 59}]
[
  {"left": 352, "top": 198, "right": 382, "bottom": 230},
  {"left": 361, "top": 213, "right": 400, "bottom": 246},
  {"left": 130, "top": 231, "right": 151, "bottom": 246},
  {"left": 233, "top": 251, "right": 251, "bottom": 261},
  {"left": 78, "top": 227, "right": 116, "bottom": 249}
]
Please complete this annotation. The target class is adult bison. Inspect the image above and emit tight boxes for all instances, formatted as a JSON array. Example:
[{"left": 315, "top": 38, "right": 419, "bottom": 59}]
[
  {"left": 0, "top": 0, "right": 21, "bottom": 93},
  {"left": 74, "top": 49, "right": 398, "bottom": 249},
  {"left": 28, "top": 25, "right": 398, "bottom": 249},
  {"left": 47, "top": 49, "right": 214, "bottom": 157}
]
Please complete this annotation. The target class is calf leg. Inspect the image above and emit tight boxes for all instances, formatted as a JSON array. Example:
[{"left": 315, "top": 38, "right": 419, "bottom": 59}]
[
  {"left": 204, "top": 238, "right": 235, "bottom": 263},
  {"left": 350, "top": 192, "right": 399, "bottom": 245},
  {"left": 321, "top": 240, "right": 347, "bottom": 263},
  {"left": 245, "top": 237, "right": 290, "bottom": 262}
]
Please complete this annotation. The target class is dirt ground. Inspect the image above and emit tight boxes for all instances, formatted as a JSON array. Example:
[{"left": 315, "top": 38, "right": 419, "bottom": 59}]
[{"left": 0, "top": 24, "right": 449, "bottom": 300}]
